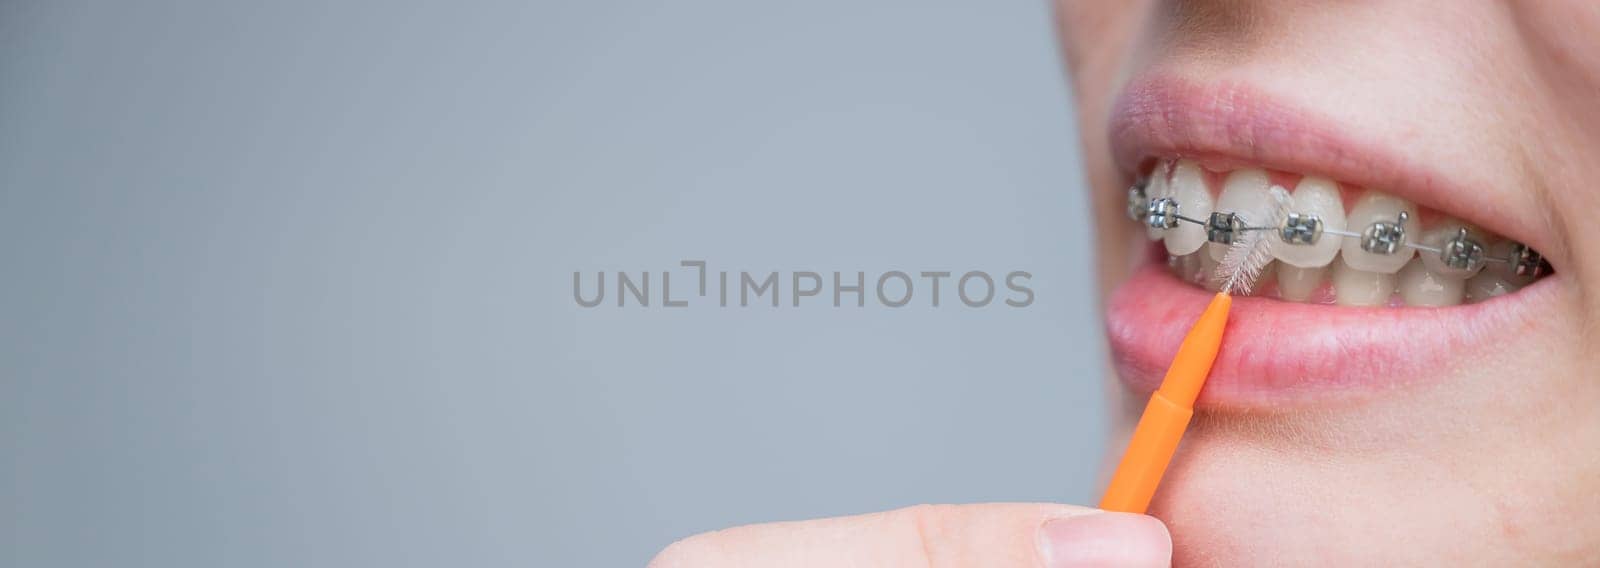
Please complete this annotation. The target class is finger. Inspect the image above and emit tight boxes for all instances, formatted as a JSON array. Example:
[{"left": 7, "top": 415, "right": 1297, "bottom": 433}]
[{"left": 649, "top": 503, "right": 1170, "bottom": 568}]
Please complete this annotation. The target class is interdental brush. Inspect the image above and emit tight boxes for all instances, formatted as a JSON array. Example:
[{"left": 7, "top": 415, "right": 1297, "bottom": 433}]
[{"left": 1099, "top": 186, "right": 1291, "bottom": 514}]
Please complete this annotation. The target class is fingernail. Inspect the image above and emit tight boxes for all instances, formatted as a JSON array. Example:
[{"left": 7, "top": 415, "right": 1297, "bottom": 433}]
[{"left": 1038, "top": 512, "right": 1171, "bottom": 568}]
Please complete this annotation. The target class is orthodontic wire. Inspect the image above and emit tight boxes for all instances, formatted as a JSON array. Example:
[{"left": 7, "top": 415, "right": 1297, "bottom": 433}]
[
  {"left": 1158, "top": 212, "right": 1463, "bottom": 257},
  {"left": 1127, "top": 176, "right": 1551, "bottom": 278}
]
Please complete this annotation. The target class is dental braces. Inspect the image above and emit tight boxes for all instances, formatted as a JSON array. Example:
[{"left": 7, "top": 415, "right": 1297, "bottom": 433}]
[{"left": 1127, "top": 178, "right": 1551, "bottom": 279}]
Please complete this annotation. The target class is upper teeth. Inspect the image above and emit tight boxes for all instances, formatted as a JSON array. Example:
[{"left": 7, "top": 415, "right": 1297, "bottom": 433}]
[
  {"left": 1206, "top": 169, "right": 1273, "bottom": 262},
  {"left": 1342, "top": 191, "right": 1417, "bottom": 273},
  {"left": 1276, "top": 176, "right": 1343, "bottom": 267},
  {"left": 1129, "top": 159, "right": 1549, "bottom": 306},
  {"left": 1164, "top": 160, "right": 1212, "bottom": 255},
  {"left": 1279, "top": 212, "right": 1322, "bottom": 246}
]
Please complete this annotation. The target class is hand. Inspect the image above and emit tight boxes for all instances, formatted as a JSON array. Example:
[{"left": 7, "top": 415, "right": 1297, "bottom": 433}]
[{"left": 649, "top": 503, "right": 1171, "bottom": 567}]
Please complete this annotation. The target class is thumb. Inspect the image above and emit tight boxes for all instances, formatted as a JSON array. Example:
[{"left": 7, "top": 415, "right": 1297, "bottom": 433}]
[{"left": 650, "top": 503, "right": 1170, "bottom": 568}]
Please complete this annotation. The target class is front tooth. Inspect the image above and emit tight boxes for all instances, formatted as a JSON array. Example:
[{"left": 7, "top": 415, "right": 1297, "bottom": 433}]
[
  {"left": 1197, "top": 252, "right": 1221, "bottom": 290},
  {"left": 1244, "top": 261, "right": 1278, "bottom": 297},
  {"left": 1163, "top": 160, "right": 1211, "bottom": 255},
  {"left": 1397, "top": 258, "right": 1465, "bottom": 307},
  {"left": 1198, "top": 252, "right": 1219, "bottom": 284},
  {"left": 1145, "top": 161, "right": 1173, "bottom": 241},
  {"left": 1167, "top": 252, "right": 1217, "bottom": 286},
  {"left": 1167, "top": 252, "right": 1201, "bottom": 284},
  {"left": 1277, "top": 264, "right": 1327, "bottom": 302},
  {"left": 1207, "top": 168, "right": 1271, "bottom": 261},
  {"left": 1274, "top": 176, "right": 1346, "bottom": 268},
  {"left": 1332, "top": 255, "right": 1397, "bottom": 306},
  {"left": 1339, "top": 191, "right": 1417, "bottom": 273},
  {"left": 1214, "top": 260, "right": 1278, "bottom": 296}
]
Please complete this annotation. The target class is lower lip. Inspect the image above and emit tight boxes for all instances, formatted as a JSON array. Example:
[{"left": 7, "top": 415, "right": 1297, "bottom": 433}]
[{"left": 1105, "top": 248, "right": 1556, "bottom": 408}]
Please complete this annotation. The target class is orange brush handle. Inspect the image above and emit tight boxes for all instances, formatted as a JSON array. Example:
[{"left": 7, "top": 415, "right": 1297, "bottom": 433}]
[{"left": 1099, "top": 292, "right": 1231, "bottom": 514}]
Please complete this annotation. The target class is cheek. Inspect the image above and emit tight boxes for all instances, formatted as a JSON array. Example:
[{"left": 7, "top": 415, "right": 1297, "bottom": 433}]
[{"left": 1054, "top": 1, "right": 1151, "bottom": 86}]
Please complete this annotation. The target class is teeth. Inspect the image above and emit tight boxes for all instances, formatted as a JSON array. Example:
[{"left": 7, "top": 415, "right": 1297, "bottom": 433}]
[
  {"left": 1483, "top": 239, "right": 1540, "bottom": 287},
  {"left": 1274, "top": 176, "right": 1345, "bottom": 268},
  {"left": 1332, "top": 256, "right": 1397, "bottom": 306},
  {"left": 1397, "top": 258, "right": 1465, "bottom": 307},
  {"left": 1419, "top": 218, "right": 1485, "bottom": 278},
  {"left": 1244, "top": 261, "right": 1278, "bottom": 297},
  {"left": 1466, "top": 270, "right": 1520, "bottom": 303},
  {"left": 1145, "top": 162, "right": 1172, "bottom": 241},
  {"left": 1167, "top": 251, "right": 1217, "bottom": 287},
  {"left": 1163, "top": 160, "right": 1211, "bottom": 255},
  {"left": 1195, "top": 252, "right": 1220, "bottom": 289},
  {"left": 1465, "top": 239, "right": 1528, "bottom": 303},
  {"left": 1207, "top": 168, "right": 1271, "bottom": 261},
  {"left": 1276, "top": 264, "right": 1327, "bottom": 302},
  {"left": 1145, "top": 164, "right": 1548, "bottom": 308},
  {"left": 1209, "top": 260, "right": 1278, "bottom": 295},
  {"left": 1167, "top": 252, "right": 1203, "bottom": 285},
  {"left": 1339, "top": 190, "right": 1417, "bottom": 273}
]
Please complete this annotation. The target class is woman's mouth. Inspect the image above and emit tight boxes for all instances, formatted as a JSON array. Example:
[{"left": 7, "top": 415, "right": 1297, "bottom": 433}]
[{"left": 1104, "top": 77, "right": 1563, "bottom": 409}]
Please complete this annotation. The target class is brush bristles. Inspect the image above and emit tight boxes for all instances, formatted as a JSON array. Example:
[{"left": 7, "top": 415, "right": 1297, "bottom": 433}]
[{"left": 1213, "top": 185, "right": 1292, "bottom": 296}]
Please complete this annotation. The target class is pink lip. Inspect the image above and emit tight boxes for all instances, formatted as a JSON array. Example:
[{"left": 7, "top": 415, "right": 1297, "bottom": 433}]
[
  {"left": 1109, "top": 257, "right": 1556, "bottom": 408},
  {"left": 1105, "top": 77, "right": 1560, "bottom": 408},
  {"left": 1109, "top": 76, "right": 1552, "bottom": 255}
]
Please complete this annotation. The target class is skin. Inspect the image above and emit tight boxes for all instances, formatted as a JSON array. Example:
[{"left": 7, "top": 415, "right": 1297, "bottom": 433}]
[
  {"left": 649, "top": 505, "right": 1170, "bottom": 568},
  {"left": 1061, "top": 1, "right": 1600, "bottom": 565},
  {"left": 653, "top": 1, "right": 1600, "bottom": 565}
]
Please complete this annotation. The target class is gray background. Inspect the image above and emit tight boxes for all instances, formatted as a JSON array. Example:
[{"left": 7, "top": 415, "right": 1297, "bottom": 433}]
[{"left": 0, "top": 1, "right": 1105, "bottom": 566}]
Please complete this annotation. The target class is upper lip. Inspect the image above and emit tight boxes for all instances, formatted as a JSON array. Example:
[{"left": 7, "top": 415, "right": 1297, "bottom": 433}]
[
  {"left": 1103, "top": 75, "right": 1560, "bottom": 408},
  {"left": 1108, "top": 75, "right": 1554, "bottom": 257}
]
